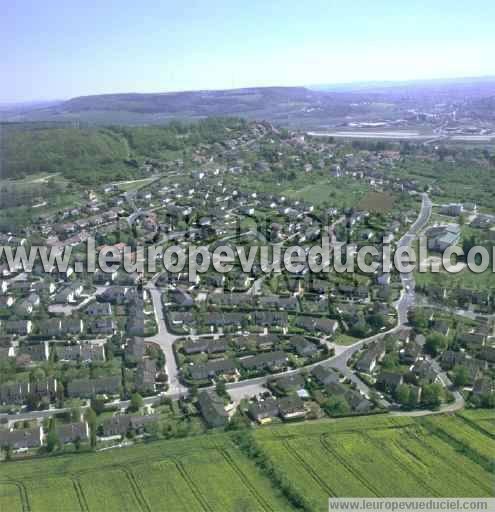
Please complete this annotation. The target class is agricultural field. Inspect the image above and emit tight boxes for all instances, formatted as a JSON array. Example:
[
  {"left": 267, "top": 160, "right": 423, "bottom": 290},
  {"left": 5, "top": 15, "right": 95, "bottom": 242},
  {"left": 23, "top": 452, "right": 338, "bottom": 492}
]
[
  {"left": 459, "top": 409, "right": 495, "bottom": 436},
  {"left": 255, "top": 413, "right": 494, "bottom": 510},
  {"left": 0, "top": 483, "right": 26, "bottom": 512},
  {"left": 0, "top": 433, "right": 291, "bottom": 512},
  {"left": 0, "top": 412, "right": 493, "bottom": 512}
]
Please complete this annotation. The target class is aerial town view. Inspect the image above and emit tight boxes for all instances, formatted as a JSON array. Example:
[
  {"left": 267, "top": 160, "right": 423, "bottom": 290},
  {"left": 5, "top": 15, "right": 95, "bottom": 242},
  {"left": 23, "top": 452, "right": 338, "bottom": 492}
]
[{"left": 1, "top": 2, "right": 494, "bottom": 512}]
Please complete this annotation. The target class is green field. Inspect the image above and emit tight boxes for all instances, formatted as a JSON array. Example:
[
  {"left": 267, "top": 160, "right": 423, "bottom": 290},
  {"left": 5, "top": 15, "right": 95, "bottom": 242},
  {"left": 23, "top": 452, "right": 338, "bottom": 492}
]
[{"left": 0, "top": 412, "right": 493, "bottom": 512}]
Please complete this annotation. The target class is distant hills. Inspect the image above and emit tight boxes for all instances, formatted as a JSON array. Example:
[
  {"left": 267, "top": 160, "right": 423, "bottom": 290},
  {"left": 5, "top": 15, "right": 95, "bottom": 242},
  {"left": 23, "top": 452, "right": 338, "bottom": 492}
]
[
  {"left": 0, "top": 86, "right": 358, "bottom": 126},
  {"left": 2, "top": 77, "right": 495, "bottom": 127},
  {"left": 311, "top": 76, "right": 495, "bottom": 95}
]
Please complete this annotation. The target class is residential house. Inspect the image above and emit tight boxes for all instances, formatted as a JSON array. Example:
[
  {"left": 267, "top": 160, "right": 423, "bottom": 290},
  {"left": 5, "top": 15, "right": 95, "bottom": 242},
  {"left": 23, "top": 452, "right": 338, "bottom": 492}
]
[
  {"left": 399, "top": 340, "right": 422, "bottom": 364},
  {"left": 294, "top": 316, "right": 339, "bottom": 335},
  {"left": 102, "top": 415, "right": 157, "bottom": 437},
  {"left": 89, "top": 318, "right": 116, "bottom": 336},
  {"left": 277, "top": 396, "right": 306, "bottom": 420},
  {"left": 56, "top": 422, "right": 89, "bottom": 444},
  {"left": 472, "top": 376, "right": 494, "bottom": 396},
  {"left": 136, "top": 358, "right": 156, "bottom": 393},
  {"left": 189, "top": 359, "right": 237, "bottom": 381},
  {"left": 458, "top": 332, "right": 486, "bottom": 350},
  {"left": 253, "top": 311, "right": 288, "bottom": 328},
  {"left": 55, "top": 343, "right": 105, "bottom": 362},
  {"left": 19, "top": 342, "right": 49, "bottom": 362},
  {"left": 61, "top": 318, "right": 84, "bottom": 336},
  {"left": 271, "top": 373, "right": 305, "bottom": 394},
  {"left": 3, "top": 320, "right": 32, "bottom": 336},
  {"left": 426, "top": 225, "right": 461, "bottom": 252},
  {"left": 0, "top": 382, "right": 30, "bottom": 405},
  {"left": 311, "top": 365, "right": 341, "bottom": 386},
  {"left": 0, "top": 427, "right": 43, "bottom": 451},
  {"left": 377, "top": 370, "right": 404, "bottom": 392},
  {"left": 290, "top": 336, "right": 318, "bottom": 357},
  {"left": 240, "top": 351, "right": 288, "bottom": 372},
  {"left": 411, "top": 360, "right": 439, "bottom": 384},
  {"left": 248, "top": 398, "right": 280, "bottom": 424},
  {"left": 125, "top": 337, "right": 146, "bottom": 361},
  {"left": 67, "top": 376, "right": 121, "bottom": 398},
  {"left": 85, "top": 302, "right": 112, "bottom": 316},
  {"left": 440, "top": 350, "right": 467, "bottom": 370},
  {"left": 0, "top": 296, "right": 15, "bottom": 311},
  {"left": 355, "top": 340, "right": 386, "bottom": 373},
  {"left": 479, "top": 346, "right": 495, "bottom": 363}
]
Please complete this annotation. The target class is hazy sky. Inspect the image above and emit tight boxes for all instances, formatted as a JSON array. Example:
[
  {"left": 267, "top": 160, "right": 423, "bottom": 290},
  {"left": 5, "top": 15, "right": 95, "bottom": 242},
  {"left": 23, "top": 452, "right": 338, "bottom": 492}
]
[{"left": 2, "top": 0, "right": 494, "bottom": 103}]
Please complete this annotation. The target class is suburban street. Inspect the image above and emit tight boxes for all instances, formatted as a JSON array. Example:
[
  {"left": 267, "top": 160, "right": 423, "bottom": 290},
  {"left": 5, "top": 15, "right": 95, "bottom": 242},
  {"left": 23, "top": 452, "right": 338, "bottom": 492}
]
[
  {"left": 146, "top": 282, "right": 188, "bottom": 397},
  {"left": 1, "top": 193, "right": 463, "bottom": 422}
]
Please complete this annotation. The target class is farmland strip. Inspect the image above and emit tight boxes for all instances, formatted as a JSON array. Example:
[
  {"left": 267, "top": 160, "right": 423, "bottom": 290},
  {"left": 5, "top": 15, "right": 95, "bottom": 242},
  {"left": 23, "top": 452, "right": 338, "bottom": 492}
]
[
  {"left": 420, "top": 419, "right": 494, "bottom": 474},
  {"left": 1, "top": 481, "right": 30, "bottom": 512},
  {"left": 122, "top": 466, "right": 152, "bottom": 512},
  {"left": 319, "top": 434, "right": 379, "bottom": 496},
  {"left": 173, "top": 460, "right": 213, "bottom": 512},
  {"left": 280, "top": 438, "right": 336, "bottom": 497},
  {"left": 361, "top": 432, "right": 439, "bottom": 496},
  {"left": 403, "top": 428, "right": 493, "bottom": 495},
  {"left": 219, "top": 449, "right": 274, "bottom": 512},
  {"left": 456, "top": 413, "right": 495, "bottom": 441},
  {"left": 71, "top": 478, "right": 89, "bottom": 512}
]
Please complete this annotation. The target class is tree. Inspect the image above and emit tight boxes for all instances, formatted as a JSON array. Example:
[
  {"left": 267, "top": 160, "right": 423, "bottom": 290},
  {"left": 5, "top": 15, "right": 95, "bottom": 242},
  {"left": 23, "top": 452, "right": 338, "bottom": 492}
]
[
  {"left": 395, "top": 384, "right": 411, "bottom": 407},
  {"left": 215, "top": 380, "right": 228, "bottom": 399},
  {"left": 46, "top": 418, "right": 59, "bottom": 453},
  {"left": 381, "top": 353, "right": 399, "bottom": 369},
  {"left": 90, "top": 397, "right": 106, "bottom": 415},
  {"left": 74, "top": 437, "right": 82, "bottom": 452},
  {"left": 30, "top": 367, "right": 46, "bottom": 382},
  {"left": 367, "top": 312, "right": 386, "bottom": 330},
  {"left": 480, "top": 393, "right": 495, "bottom": 409},
  {"left": 84, "top": 407, "right": 97, "bottom": 448},
  {"left": 1, "top": 444, "right": 12, "bottom": 461},
  {"left": 409, "top": 309, "right": 428, "bottom": 329},
  {"left": 452, "top": 366, "right": 469, "bottom": 388},
  {"left": 462, "top": 235, "right": 477, "bottom": 256},
  {"left": 425, "top": 333, "right": 448, "bottom": 357},
  {"left": 46, "top": 430, "right": 60, "bottom": 453},
  {"left": 70, "top": 406, "right": 82, "bottom": 422},
  {"left": 323, "top": 395, "right": 350, "bottom": 416},
  {"left": 421, "top": 383, "right": 443, "bottom": 409},
  {"left": 129, "top": 393, "right": 144, "bottom": 413}
]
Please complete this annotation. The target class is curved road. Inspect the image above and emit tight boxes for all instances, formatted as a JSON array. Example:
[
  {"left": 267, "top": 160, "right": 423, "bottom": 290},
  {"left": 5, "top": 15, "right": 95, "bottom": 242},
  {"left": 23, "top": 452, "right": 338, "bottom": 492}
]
[{"left": 3, "top": 193, "right": 463, "bottom": 421}]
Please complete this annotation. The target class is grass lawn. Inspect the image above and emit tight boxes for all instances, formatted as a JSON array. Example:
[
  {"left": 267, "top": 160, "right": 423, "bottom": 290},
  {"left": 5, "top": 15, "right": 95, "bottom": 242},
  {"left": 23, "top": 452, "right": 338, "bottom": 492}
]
[
  {"left": 415, "top": 265, "right": 495, "bottom": 291},
  {"left": 283, "top": 177, "right": 368, "bottom": 208},
  {"left": 116, "top": 177, "right": 157, "bottom": 192},
  {"left": 333, "top": 333, "right": 359, "bottom": 346}
]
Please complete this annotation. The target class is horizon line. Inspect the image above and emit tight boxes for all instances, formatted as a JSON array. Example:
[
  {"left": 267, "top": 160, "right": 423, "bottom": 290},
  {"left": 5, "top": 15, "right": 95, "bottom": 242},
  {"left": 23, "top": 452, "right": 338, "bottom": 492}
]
[{"left": 2, "top": 73, "right": 495, "bottom": 107}]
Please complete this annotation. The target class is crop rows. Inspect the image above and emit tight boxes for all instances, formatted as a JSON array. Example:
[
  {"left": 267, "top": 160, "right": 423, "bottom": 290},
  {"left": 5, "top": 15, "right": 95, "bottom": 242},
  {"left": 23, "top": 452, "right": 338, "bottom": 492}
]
[
  {"left": 398, "top": 426, "right": 492, "bottom": 496},
  {"left": 257, "top": 438, "right": 330, "bottom": 507},
  {"left": 457, "top": 410, "right": 495, "bottom": 437},
  {"left": 23, "top": 477, "right": 80, "bottom": 512},
  {"left": 131, "top": 460, "right": 204, "bottom": 512},
  {"left": 1, "top": 413, "right": 493, "bottom": 512},
  {"left": 321, "top": 431, "right": 431, "bottom": 497},
  {"left": 0, "top": 482, "right": 27, "bottom": 512},
  {"left": 423, "top": 416, "right": 495, "bottom": 462}
]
